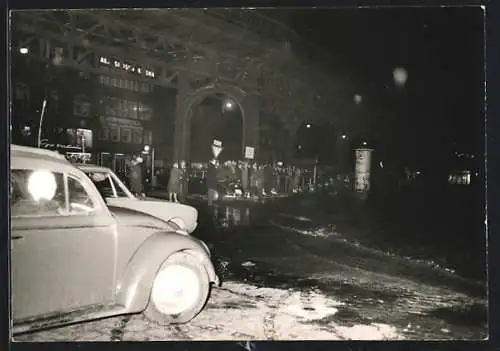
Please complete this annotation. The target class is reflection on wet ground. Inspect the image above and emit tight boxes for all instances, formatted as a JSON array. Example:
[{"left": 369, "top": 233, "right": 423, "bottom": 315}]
[
  {"left": 192, "top": 199, "right": 487, "bottom": 339},
  {"left": 212, "top": 205, "right": 252, "bottom": 228}
]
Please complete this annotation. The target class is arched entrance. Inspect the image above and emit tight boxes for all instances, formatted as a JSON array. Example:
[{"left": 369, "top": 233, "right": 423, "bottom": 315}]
[
  {"left": 189, "top": 95, "right": 244, "bottom": 162},
  {"left": 172, "top": 82, "right": 259, "bottom": 163}
]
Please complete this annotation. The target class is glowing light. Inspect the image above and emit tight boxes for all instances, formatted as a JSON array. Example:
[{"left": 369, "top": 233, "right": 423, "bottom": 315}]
[
  {"left": 143, "top": 145, "right": 150, "bottom": 152},
  {"left": 362, "top": 141, "right": 368, "bottom": 146},
  {"left": 393, "top": 67, "right": 408, "bottom": 87},
  {"left": 354, "top": 94, "right": 363, "bottom": 104},
  {"left": 224, "top": 100, "right": 234, "bottom": 110},
  {"left": 341, "top": 134, "right": 347, "bottom": 140},
  {"left": 19, "top": 47, "right": 28, "bottom": 54},
  {"left": 306, "top": 124, "right": 311, "bottom": 128},
  {"left": 27, "top": 170, "right": 57, "bottom": 201}
]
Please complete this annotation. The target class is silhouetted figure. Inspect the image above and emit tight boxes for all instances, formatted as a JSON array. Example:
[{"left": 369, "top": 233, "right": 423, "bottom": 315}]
[
  {"left": 207, "top": 159, "right": 217, "bottom": 206},
  {"left": 128, "top": 156, "right": 144, "bottom": 197},
  {"left": 168, "top": 162, "right": 181, "bottom": 203}
]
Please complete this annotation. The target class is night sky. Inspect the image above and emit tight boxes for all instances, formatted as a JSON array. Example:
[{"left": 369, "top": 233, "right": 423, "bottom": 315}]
[{"left": 266, "top": 7, "right": 485, "bottom": 168}]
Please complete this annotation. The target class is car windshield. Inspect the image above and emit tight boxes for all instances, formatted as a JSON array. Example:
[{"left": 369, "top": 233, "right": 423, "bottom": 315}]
[{"left": 85, "top": 171, "right": 131, "bottom": 198}]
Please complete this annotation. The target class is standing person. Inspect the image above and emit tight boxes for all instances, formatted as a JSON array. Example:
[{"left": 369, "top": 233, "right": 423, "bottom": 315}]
[
  {"left": 257, "top": 164, "right": 265, "bottom": 196},
  {"left": 250, "top": 163, "right": 258, "bottom": 196},
  {"left": 168, "top": 162, "right": 181, "bottom": 203},
  {"left": 264, "top": 163, "right": 273, "bottom": 195},
  {"left": 129, "top": 156, "right": 145, "bottom": 197},
  {"left": 241, "top": 160, "right": 249, "bottom": 197},
  {"left": 293, "top": 167, "right": 302, "bottom": 193},
  {"left": 207, "top": 159, "right": 217, "bottom": 206},
  {"left": 179, "top": 160, "right": 188, "bottom": 202}
]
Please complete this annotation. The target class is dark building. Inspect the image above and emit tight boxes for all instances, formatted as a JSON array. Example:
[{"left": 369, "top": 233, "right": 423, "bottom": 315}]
[{"left": 10, "top": 45, "right": 178, "bottom": 179}]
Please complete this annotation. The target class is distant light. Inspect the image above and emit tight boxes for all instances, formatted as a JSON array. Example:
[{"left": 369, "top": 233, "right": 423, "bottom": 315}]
[
  {"left": 393, "top": 67, "right": 408, "bottom": 88},
  {"left": 306, "top": 124, "right": 311, "bottom": 128},
  {"left": 354, "top": 94, "right": 363, "bottom": 104},
  {"left": 143, "top": 145, "right": 150, "bottom": 152},
  {"left": 224, "top": 100, "right": 234, "bottom": 110},
  {"left": 298, "top": 145, "right": 302, "bottom": 150},
  {"left": 19, "top": 47, "right": 28, "bottom": 54},
  {"left": 341, "top": 134, "right": 347, "bottom": 140},
  {"left": 362, "top": 141, "right": 368, "bottom": 146}
]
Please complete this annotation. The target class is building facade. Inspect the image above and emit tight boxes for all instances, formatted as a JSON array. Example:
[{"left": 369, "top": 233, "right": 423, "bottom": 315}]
[{"left": 11, "top": 49, "right": 177, "bottom": 179}]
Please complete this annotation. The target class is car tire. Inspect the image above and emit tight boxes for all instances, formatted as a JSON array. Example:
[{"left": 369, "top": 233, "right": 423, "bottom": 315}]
[{"left": 144, "top": 251, "right": 210, "bottom": 325}]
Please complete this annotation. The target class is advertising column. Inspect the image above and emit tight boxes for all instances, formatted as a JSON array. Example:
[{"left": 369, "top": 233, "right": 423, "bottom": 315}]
[{"left": 354, "top": 148, "right": 374, "bottom": 196}]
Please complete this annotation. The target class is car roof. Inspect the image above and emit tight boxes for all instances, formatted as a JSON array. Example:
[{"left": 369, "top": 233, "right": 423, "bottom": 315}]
[
  {"left": 74, "top": 163, "right": 113, "bottom": 172},
  {"left": 11, "top": 144, "right": 69, "bottom": 162},
  {"left": 10, "top": 144, "right": 83, "bottom": 174}
]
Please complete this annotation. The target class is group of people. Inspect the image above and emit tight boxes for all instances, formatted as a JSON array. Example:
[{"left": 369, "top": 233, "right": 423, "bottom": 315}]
[
  {"left": 168, "top": 159, "right": 314, "bottom": 203},
  {"left": 125, "top": 155, "right": 316, "bottom": 204}
]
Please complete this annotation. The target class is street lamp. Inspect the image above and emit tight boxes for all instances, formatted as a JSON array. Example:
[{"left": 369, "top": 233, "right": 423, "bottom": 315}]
[{"left": 223, "top": 99, "right": 235, "bottom": 111}]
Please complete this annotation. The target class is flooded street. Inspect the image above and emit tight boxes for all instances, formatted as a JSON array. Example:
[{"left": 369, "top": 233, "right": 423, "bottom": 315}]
[{"left": 16, "top": 194, "right": 487, "bottom": 341}]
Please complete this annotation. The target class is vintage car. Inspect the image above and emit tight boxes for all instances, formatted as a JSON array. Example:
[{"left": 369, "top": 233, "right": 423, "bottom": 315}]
[
  {"left": 75, "top": 164, "right": 198, "bottom": 233},
  {"left": 10, "top": 145, "right": 220, "bottom": 335}
]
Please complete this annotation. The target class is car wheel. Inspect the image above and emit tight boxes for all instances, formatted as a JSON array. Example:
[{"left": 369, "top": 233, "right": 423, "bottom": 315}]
[{"left": 144, "top": 251, "right": 210, "bottom": 325}]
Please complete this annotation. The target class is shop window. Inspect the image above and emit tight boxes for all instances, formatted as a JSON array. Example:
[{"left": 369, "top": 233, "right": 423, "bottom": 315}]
[
  {"left": 120, "top": 127, "right": 132, "bottom": 143},
  {"left": 132, "top": 128, "right": 143, "bottom": 144},
  {"left": 98, "top": 128, "right": 109, "bottom": 141},
  {"left": 110, "top": 126, "right": 120, "bottom": 142}
]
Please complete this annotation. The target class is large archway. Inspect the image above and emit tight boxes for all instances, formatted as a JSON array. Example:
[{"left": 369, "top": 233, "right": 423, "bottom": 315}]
[
  {"left": 172, "top": 82, "right": 259, "bottom": 163},
  {"left": 189, "top": 95, "right": 244, "bottom": 163}
]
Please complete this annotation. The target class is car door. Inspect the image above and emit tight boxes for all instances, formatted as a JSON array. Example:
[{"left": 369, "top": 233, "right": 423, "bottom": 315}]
[{"left": 11, "top": 168, "right": 117, "bottom": 322}]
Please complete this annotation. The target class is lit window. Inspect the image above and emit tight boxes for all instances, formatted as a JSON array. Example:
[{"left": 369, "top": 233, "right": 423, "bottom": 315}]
[
  {"left": 132, "top": 128, "right": 143, "bottom": 144},
  {"left": 110, "top": 126, "right": 120, "bottom": 142},
  {"left": 120, "top": 127, "right": 132, "bottom": 143}
]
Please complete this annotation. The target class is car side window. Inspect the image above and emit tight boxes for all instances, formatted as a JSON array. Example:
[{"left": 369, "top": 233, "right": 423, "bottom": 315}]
[
  {"left": 67, "top": 176, "right": 96, "bottom": 214},
  {"left": 11, "top": 169, "right": 66, "bottom": 217},
  {"left": 109, "top": 176, "right": 128, "bottom": 197},
  {"left": 87, "top": 172, "right": 115, "bottom": 198}
]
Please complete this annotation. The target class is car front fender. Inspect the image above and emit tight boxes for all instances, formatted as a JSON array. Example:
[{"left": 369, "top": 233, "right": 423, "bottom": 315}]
[{"left": 115, "top": 232, "right": 218, "bottom": 312}]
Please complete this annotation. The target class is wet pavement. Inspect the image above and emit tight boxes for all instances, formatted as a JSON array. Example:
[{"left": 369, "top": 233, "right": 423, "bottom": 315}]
[{"left": 14, "top": 193, "right": 488, "bottom": 341}]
